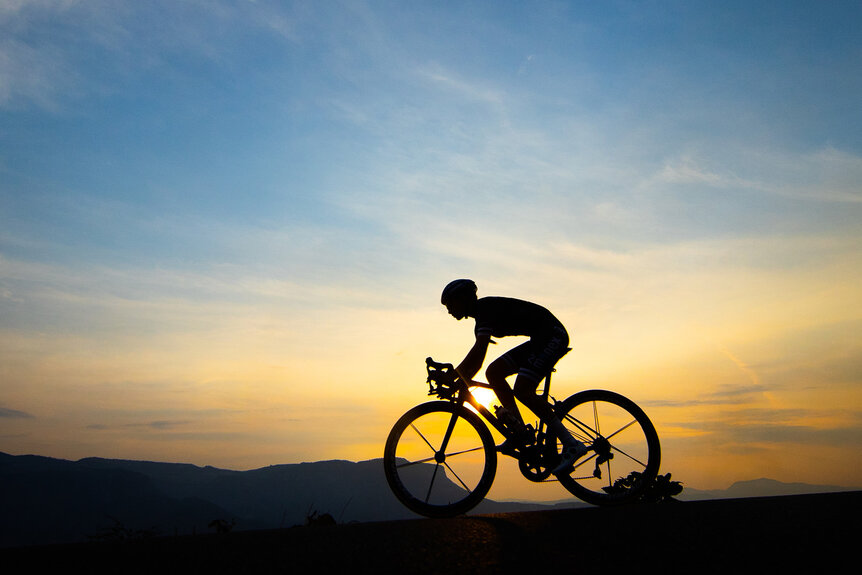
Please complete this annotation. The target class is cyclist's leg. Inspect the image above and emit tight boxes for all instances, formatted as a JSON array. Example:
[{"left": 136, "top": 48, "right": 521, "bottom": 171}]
[
  {"left": 485, "top": 345, "right": 526, "bottom": 424},
  {"left": 511, "top": 327, "right": 580, "bottom": 448},
  {"left": 515, "top": 372, "right": 588, "bottom": 475},
  {"left": 514, "top": 373, "right": 575, "bottom": 443}
]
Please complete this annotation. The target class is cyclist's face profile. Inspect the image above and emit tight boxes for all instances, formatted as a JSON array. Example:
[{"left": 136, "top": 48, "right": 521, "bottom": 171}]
[{"left": 445, "top": 298, "right": 469, "bottom": 320}]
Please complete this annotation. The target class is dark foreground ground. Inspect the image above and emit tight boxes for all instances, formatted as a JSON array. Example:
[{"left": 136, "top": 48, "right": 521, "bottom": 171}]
[{"left": 3, "top": 491, "right": 858, "bottom": 574}]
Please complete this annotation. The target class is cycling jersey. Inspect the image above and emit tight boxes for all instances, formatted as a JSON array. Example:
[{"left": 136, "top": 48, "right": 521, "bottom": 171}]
[{"left": 474, "top": 297, "right": 569, "bottom": 382}]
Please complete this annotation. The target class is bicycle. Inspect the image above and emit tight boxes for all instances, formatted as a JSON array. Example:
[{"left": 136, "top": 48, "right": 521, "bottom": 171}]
[{"left": 383, "top": 356, "right": 661, "bottom": 517}]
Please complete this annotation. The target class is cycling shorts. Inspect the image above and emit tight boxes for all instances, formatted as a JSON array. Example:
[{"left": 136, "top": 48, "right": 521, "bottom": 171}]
[{"left": 499, "top": 324, "right": 569, "bottom": 383}]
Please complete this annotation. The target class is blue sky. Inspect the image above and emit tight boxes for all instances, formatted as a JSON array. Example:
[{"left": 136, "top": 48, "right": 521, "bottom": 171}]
[{"left": 1, "top": 1, "right": 861, "bottom": 497}]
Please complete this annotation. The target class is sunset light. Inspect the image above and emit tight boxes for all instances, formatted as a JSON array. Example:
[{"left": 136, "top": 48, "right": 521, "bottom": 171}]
[
  {"left": 1, "top": 1, "right": 860, "bottom": 502},
  {"left": 468, "top": 386, "right": 500, "bottom": 412}
]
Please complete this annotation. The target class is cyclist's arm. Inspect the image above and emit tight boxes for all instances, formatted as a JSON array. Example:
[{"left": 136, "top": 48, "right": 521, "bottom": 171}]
[{"left": 455, "top": 333, "right": 491, "bottom": 382}]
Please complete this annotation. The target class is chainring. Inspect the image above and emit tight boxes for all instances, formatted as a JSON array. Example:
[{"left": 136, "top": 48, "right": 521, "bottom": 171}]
[{"left": 517, "top": 442, "right": 558, "bottom": 482}]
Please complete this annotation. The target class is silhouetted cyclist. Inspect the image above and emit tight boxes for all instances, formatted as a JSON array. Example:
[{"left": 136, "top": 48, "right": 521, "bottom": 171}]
[{"left": 441, "top": 279, "right": 588, "bottom": 474}]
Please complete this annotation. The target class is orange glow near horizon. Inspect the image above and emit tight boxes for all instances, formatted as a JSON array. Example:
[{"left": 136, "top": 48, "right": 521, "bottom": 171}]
[{"left": 2, "top": 214, "right": 861, "bottom": 500}]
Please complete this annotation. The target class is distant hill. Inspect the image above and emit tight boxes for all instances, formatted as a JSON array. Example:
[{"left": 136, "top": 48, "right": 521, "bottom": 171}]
[
  {"left": 0, "top": 453, "right": 232, "bottom": 547},
  {"left": 678, "top": 477, "right": 854, "bottom": 501},
  {"left": 0, "top": 452, "right": 567, "bottom": 548},
  {"left": 2, "top": 452, "right": 856, "bottom": 548}
]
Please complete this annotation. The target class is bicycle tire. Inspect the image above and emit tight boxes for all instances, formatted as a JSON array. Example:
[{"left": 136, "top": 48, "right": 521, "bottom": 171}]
[
  {"left": 554, "top": 390, "right": 661, "bottom": 505},
  {"left": 383, "top": 401, "right": 497, "bottom": 517}
]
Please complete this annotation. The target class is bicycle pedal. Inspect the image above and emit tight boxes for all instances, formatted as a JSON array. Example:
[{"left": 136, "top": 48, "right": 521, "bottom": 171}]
[
  {"left": 497, "top": 441, "right": 524, "bottom": 457},
  {"left": 499, "top": 446, "right": 527, "bottom": 458}
]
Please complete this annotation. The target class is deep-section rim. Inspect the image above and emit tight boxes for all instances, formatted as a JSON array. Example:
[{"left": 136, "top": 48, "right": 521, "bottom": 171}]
[
  {"left": 383, "top": 400, "right": 497, "bottom": 517},
  {"left": 554, "top": 389, "right": 661, "bottom": 505}
]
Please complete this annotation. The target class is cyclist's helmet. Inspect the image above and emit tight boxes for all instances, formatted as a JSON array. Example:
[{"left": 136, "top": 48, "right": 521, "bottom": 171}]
[{"left": 441, "top": 279, "right": 477, "bottom": 305}]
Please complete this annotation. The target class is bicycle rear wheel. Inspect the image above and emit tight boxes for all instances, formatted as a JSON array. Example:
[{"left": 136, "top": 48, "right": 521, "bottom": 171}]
[
  {"left": 555, "top": 390, "right": 660, "bottom": 505},
  {"left": 383, "top": 401, "right": 497, "bottom": 517}
]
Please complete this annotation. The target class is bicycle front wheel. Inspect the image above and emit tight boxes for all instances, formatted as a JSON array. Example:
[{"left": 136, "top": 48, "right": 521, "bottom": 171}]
[
  {"left": 383, "top": 401, "right": 497, "bottom": 518},
  {"left": 555, "top": 390, "right": 661, "bottom": 505}
]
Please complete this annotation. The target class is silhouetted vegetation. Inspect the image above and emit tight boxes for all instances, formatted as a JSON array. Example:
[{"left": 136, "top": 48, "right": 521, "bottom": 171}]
[
  {"left": 305, "top": 508, "right": 336, "bottom": 527},
  {"left": 208, "top": 518, "right": 236, "bottom": 534},
  {"left": 606, "top": 472, "right": 683, "bottom": 503},
  {"left": 87, "top": 516, "right": 159, "bottom": 542}
]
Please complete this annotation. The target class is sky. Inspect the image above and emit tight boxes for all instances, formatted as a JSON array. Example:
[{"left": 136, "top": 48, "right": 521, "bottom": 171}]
[{"left": 1, "top": 0, "right": 860, "bottom": 500}]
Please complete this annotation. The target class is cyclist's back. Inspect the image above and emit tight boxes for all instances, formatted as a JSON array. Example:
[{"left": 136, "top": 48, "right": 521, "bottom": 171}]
[{"left": 474, "top": 296, "right": 564, "bottom": 339}]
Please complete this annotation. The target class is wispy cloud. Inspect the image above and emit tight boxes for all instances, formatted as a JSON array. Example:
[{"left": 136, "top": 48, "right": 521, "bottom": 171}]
[
  {"left": 655, "top": 148, "right": 862, "bottom": 204},
  {"left": 673, "top": 414, "right": 862, "bottom": 449},
  {"left": 0, "top": 407, "right": 34, "bottom": 419},
  {"left": 719, "top": 346, "right": 762, "bottom": 389},
  {"left": 0, "top": 0, "right": 304, "bottom": 111},
  {"left": 417, "top": 63, "right": 508, "bottom": 112},
  {"left": 87, "top": 420, "right": 192, "bottom": 431}
]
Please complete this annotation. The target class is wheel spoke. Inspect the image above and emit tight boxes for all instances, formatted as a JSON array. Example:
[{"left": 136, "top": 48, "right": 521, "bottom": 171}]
[
  {"left": 395, "top": 455, "right": 437, "bottom": 468},
  {"left": 572, "top": 451, "right": 597, "bottom": 471},
  {"left": 605, "top": 418, "right": 638, "bottom": 441},
  {"left": 592, "top": 400, "right": 600, "bottom": 435},
  {"left": 602, "top": 418, "right": 648, "bottom": 468},
  {"left": 394, "top": 444, "right": 486, "bottom": 470},
  {"left": 444, "top": 445, "right": 486, "bottom": 458},
  {"left": 606, "top": 455, "right": 613, "bottom": 488},
  {"left": 562, "top": 413, "right": 599, "bottom": 442},
  {"left": 607, "top": 443, "right": 648, "bottom": 469},
  {"left": 424, "top": 463, "right": 441, "bottom": 503},
  {"left": 590, "top": 404, "right": 614, "bottom": 487},
  {"left": 410, "top": 423, "right": 439, "bottom": 453},
  {"left": 564, "top": 413, "right": 646, "bottom": 469},
  {"left": 443, "top": 461, "right": 472, "bottom": 493}
]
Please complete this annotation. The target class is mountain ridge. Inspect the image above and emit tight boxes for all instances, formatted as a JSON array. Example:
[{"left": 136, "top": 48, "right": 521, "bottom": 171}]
[
  {"left": 1, "top": 451, "right": 856, "bottom": 548},
  {"left": 677, "top": 476, "right": 853, "bottom": 500},
  {"left": 0, "top": 452, "right": 574, "bottom": 547}
]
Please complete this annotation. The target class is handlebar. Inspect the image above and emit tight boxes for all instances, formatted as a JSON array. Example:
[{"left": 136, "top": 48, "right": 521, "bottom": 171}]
[
  {"left": 424, "top": 357, "right": 495, "bottom": 402},
  {"left": 425, "top": 357, "right": 454, "bottom": 372},
  {"left": 425, "top": 357, "right": 459, "bottom": 399}
]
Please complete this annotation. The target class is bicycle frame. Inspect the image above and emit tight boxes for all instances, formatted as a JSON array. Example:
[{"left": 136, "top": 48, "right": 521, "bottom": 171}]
[{"left": 424, "top": 357, "right": 554, "bottom": 445}]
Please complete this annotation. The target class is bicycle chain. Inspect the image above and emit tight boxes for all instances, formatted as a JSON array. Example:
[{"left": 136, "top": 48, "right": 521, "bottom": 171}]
[{"left": 537, "top": 474, "right": 595, "bottom": 483}]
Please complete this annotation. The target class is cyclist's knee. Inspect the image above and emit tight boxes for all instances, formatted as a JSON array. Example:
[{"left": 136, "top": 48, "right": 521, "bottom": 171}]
[
  {"left": 486, "top": 359, "right": 516, "bottom": 386},
  {"left": 513, "top": 375, "right": 540, "bottom": 403}
]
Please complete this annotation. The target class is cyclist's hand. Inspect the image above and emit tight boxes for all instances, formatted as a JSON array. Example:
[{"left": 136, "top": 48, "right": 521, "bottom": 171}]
[{"left": 429, "top": 367, "right": 455, "bottom": 385}]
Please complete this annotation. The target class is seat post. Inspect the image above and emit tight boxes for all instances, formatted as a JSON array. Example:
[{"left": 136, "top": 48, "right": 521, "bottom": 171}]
[
  {"left": 540, "top": 372, "right": 552, "bottom": 400},
  {"left": 542, "top": 347, "right": 570, "bottom": 401}
]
